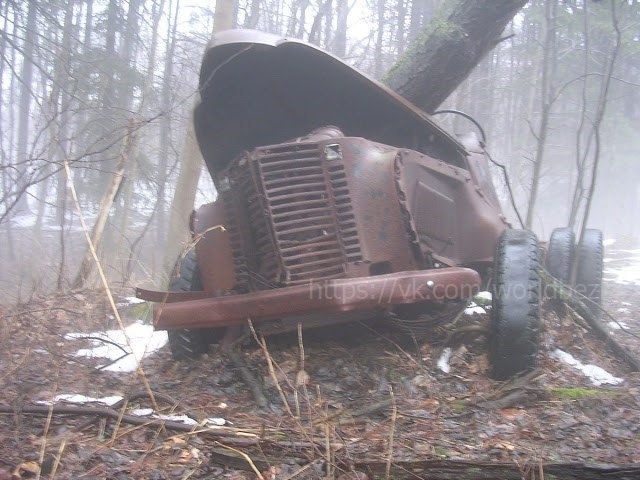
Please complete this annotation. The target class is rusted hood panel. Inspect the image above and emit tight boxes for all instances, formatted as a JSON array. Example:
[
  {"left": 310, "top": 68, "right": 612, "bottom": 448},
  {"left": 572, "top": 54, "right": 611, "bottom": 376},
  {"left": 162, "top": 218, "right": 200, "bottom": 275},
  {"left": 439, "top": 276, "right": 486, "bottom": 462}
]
[{"left": 195, "top": 29, "right": 466, "bottom": 176}]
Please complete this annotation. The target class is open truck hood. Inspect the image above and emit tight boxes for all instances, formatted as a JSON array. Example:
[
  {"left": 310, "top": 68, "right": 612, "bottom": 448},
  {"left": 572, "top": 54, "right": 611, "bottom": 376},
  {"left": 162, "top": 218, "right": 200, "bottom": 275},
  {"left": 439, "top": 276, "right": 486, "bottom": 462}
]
[{"left": 194, "top": 29, "right": 466, "bottom": 176}]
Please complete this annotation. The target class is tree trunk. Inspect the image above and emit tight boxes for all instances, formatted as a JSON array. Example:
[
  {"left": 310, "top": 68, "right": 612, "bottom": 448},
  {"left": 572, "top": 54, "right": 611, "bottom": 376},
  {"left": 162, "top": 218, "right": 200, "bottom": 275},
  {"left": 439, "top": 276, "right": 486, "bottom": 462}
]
[
  {"left": 74, "top": 119, "right": 136, "bottom": 289},
  {"left": 161, "top": 0, "right": 235, "bottom": 278},
  {"left": 14, "top": 0, "right": 38, "bottom": 215},
  {"left": 525, "top": 0, "right": 557, "bottom": 229},
  {"left": 374, "top": 0, "right": 386, "bottom": 78},
  {"left": 156, "top": 0, "right": 180, "bottom": 251},
  {"left": 332, "top": 0, "right": 348, "bottom": 57},
  {"left": 383, "top": 0, "right": 527, "bottom": 113}
]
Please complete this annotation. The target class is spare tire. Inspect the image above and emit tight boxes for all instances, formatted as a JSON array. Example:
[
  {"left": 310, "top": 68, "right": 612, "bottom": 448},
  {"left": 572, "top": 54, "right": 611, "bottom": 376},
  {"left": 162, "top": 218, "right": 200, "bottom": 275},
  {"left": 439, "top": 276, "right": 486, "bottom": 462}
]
[
  {"left": 575, "top": 228, "right": 604, "bottom": 316},
  {"left": 489, "top": 229, "right": 541, "bottom": 380},
  {"left": 546, "top": 227, "right": 575, "bottom": 284}
]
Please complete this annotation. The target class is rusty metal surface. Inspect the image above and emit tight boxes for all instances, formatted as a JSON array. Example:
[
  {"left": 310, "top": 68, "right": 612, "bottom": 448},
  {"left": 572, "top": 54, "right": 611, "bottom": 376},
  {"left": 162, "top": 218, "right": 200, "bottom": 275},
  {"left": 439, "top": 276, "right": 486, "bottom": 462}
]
[
  {"left": 215, "top": 133, "right": 427, "bottom": 290},
  {"left": 192, "top": 202, "right": 235, "bottom": 291},
  {"left": 136, "top": 288, "right": 210, "bottom": 303},
  {"left": 395, "top": 150, "right": 507, "bottom": 266},
  {"left": 153, "top": 268, "right": 480, "bottom": 330},
  {"left": 194, "top": 29, "right": 467, "bottom": 177},
  {"left": 140, "top": 30, "right": 512, "bottom": 334}
]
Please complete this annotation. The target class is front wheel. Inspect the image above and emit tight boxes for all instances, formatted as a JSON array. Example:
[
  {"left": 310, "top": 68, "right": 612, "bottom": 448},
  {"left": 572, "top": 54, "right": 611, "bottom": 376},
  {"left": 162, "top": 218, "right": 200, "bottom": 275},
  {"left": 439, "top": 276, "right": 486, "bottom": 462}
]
[
  {"left": 489, "top": 229, "right": 541, "bottom": 380},
  {"left": 167, "top": 248, "right": 224, "bottom": 361}
]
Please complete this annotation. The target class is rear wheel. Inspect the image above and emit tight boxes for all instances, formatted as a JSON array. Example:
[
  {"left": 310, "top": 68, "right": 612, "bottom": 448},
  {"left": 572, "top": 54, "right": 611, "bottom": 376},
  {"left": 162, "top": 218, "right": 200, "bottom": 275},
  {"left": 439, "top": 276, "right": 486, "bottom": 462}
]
[
  {"left": 546, "top": 227, "right": 575, "bottom": 284},
  {"left": 575, "top": 228, "right": 604, "bottom": 316},
  {"left": 167, "top": 248, "right": 222, "bottom": 360},
  {"left": 489, "top": 229, "right": 541, "bottom": 380}
]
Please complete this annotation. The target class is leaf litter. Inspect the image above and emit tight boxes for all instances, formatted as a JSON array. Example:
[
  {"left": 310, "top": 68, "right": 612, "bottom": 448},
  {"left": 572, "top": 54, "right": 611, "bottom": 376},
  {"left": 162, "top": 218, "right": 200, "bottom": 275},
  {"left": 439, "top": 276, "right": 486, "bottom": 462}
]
[{"left": 0, "top": 245, "right": 639, "bottom": 478}]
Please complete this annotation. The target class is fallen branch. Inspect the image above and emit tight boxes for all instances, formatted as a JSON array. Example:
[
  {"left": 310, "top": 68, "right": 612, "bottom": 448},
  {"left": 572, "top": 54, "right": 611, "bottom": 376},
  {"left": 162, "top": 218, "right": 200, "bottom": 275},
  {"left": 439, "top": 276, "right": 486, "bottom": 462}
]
[
  {"left": 1, "top": 404, "right": 208, "bottom": 433},
  {"left": 226, "top": 349, "right": 269, "bottom": 409},
  {"left": 313, "top": 398, "right": 392, "bottom": 426},
  {"left": 475, "top": 370, "right": 545, "bottom": 410},
  {"left": 0, "top": 403, "right": 341, "bottom": 451},
  {"left": 354, "top": 458, "right": 640, "bottom": 480},
  {"left": 74, "top": 390, "right": 177, "bottom": 432},
  {"left": 541, "top": 270, "right": 640, "bottom": 372}
]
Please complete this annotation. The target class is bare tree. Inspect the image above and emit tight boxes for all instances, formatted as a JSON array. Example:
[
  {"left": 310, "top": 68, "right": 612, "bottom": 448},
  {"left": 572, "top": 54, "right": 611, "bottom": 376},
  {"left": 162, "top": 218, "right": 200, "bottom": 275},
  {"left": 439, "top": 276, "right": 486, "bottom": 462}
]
[
  {"left": 384, "top": 0, "right": 528, "bottom": 113},
  {"left": 525, "top": 0, "right": 558, "bottom": 229},
  {"left": 161, "top": 0, "right": 235, "bottom": 277}
]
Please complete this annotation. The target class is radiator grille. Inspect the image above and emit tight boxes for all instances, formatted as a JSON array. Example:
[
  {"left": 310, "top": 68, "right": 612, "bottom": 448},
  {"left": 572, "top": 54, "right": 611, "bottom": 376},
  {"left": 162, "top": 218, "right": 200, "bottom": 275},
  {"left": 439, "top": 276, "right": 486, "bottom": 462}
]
[
  {"left": 222, "top": 141, "right": 363, "bottom": 289},
  {"left": 257, "top": 144, "right": 345, "bottom": 285}
]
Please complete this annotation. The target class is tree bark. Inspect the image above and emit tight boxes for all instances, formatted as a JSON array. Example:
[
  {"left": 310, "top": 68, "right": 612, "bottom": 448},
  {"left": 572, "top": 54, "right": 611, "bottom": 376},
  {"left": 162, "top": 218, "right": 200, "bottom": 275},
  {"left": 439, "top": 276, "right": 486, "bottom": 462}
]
[
  {"left": 354, "top": 459, "right": 640, "bottom": 480},
  {"left": 161, "top": 0, "right": 234, "bottom": 278},
  {"left": 14, "top": 0, "right": 38, "bottom": 215},
  {"left": 74, "top": 119, "right": 136, "bottom": 288},
  {"left": 383, "top": 0, "right": 527, "bottom": 113},
  {"left": 525, "top": 0, "right": 557, "bottom": 229}
]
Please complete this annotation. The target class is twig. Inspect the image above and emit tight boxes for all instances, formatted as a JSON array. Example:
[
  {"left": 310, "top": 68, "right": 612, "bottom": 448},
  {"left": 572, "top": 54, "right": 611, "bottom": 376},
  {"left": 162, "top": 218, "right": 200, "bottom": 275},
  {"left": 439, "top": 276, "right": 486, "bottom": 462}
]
[
  {"left": 541, "top": 270, "right": 640, "bottom": 371},
  {"left": 384, "top": 387, "right": 397, "bottom": 480},
  {"left": 36, "top": 400, "right": 56, "bottom": 480},
  {"left": 1, "top": 307, "right": 82, "bottom": 318},
  {"left": 215, "top": 442, "right": 265, "bottom": 480},
  {"left": 63, "top": 159, "right": 160, "bottom": 414},
  {"left": 313, "top": 399, "right": 393, "bottom": 426},
  {"left": 226, "top": 349, "right": 269, "bottom": 409},
  {"left": 249, "top": 321, "right": 294, "bottom": 416},
  {"left": 69, "top": 335, "right": 130, "bottom": 357},
  {"left": 441, "top": 324, "right": 488, "bottom": 348},
  {"left": 74, "top": 390, "right": 177, "bottom": 432},
  {"left": 49, "top": 439, "right": 66, "bottom": 479},
  {"left": 95, "top": 352, "right": 131, "bottom": 371}
]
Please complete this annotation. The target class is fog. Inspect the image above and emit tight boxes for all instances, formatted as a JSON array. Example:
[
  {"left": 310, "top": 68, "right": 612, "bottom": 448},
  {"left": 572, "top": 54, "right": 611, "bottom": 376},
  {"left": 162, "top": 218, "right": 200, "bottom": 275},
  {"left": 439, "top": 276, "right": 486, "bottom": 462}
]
[{"left": 1, "top": 0, "right": 639, "bottom": 301}]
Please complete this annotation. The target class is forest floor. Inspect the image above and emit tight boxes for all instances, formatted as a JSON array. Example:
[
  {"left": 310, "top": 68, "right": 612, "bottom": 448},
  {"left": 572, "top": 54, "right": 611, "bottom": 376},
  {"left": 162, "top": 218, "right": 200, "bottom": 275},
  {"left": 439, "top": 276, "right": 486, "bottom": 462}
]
[{"left": 1, "top": 241, "right": 640, "bottom": 479}]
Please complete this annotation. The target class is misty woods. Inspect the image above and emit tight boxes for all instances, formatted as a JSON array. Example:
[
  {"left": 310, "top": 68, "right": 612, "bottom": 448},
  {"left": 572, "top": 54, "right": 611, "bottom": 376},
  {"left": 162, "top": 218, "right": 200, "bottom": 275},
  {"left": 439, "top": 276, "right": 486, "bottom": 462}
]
[{"left": 0, "top": 0, "right": 637, "bottom": 300}]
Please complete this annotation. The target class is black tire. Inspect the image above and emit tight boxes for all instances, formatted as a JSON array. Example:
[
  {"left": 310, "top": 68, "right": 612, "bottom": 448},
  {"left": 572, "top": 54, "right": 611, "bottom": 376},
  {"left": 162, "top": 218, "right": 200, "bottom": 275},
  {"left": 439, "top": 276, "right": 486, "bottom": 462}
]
[
  {"left": 489, "top": 229, "right": 541, "bottom": 380},
  {"left": 167, "top": 249, "right": 209, "bottom": 361},
  {"left": 575, "top": 228, "right": 604, "bottom": 316},
  {"left": 546, "top": 227, "right": 575, "bottom": 284}
]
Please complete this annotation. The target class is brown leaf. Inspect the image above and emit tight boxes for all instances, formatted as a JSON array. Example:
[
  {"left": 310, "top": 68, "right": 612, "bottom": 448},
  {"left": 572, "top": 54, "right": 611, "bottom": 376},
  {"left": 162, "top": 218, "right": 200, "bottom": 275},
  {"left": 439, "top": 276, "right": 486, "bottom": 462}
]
[
  {"left": 14, "top": 461, "right": 40, "bottom": 477},
  {"left": 499, "top": 408, "right": 526, "bottom": 419}
]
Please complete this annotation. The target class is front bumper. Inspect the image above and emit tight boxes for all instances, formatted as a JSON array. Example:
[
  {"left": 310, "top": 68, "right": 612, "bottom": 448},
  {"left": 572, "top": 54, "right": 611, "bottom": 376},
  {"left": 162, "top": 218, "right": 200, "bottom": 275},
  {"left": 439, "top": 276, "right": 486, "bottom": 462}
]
[{"left": 136, "top": 268, "right": 480, "bottom": 330}]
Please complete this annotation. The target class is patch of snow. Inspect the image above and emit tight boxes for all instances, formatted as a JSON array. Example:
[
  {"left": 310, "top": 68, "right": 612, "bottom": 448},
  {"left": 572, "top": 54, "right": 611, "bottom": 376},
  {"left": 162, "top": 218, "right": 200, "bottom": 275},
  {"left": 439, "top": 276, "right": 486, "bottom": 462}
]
[
  {"left": 130, "top": 409, "right": 199, "bottom": 426},
  {"left": 616, "top": 307, "right": 630, "bottom": 314},
  {"left": 159, "top": 414, "right": 198, "bottom": 426},
  {"left": 608, "top": 321, "right": 629, "bottom": 330},
  {"left": 550, "top": 349, "right": 623, "bottom": 386},
  {"left": 437, "top": 347, "right": 453, "bottom": 373},
  {"left": 131, "top": 408, "right": 154, "bottom": 416},
  {"left": 465, "top": 302, "right": 486, "bottom": 315},
  {"left": 622, "top": 302, "right": 632, "bottom": 306},
  {"left": 603, "top": 238, "right": 617, "bottom": 247},
  {"left": 116, "top": 297, "right": 145, "bottom": 307},
  {"left": 38, "top": 394, "right": 123, "bottom": 406},
  {"left": 66, "top": 321, "right": 168, "bottom": 373},
  {"left": 206, "top": 417, "right": 227, "bottom": 426},
  {"left": 475, "top": 291, "right": 492, "bottom": 302},
  {"left": 604, "top": 265, "right": 640, "bottom": 285}
]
